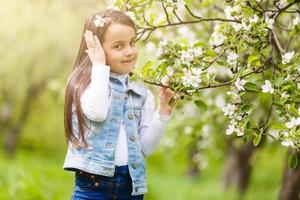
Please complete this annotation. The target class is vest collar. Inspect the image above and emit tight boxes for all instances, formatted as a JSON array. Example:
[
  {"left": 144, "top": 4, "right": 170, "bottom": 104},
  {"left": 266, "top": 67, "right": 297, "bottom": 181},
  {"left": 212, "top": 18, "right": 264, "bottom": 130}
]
[{"left": 109, "top": 73, "right": 144, "bottom": 96}]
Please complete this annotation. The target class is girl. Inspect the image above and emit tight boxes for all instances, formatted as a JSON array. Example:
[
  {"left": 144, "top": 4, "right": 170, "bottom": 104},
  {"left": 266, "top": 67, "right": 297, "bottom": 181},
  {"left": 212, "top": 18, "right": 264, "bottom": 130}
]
[{"left": 63, "top": 9, "right": 176, "bottom": 200}]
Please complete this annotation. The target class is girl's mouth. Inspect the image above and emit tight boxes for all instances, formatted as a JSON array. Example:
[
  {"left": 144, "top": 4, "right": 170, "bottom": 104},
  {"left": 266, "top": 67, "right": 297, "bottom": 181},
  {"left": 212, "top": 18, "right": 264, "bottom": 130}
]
[{"left": 122, "top": 58, "right": 135, "bottom": 63}]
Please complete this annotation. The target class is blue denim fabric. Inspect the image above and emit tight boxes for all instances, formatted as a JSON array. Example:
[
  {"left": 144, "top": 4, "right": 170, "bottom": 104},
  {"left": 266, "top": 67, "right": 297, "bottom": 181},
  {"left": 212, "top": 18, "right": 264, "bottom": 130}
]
[
  {"left": 64, "top": 75, "right": 149, "bottom": 195},
  {"left": 71, "top": 166, "right": 144, "bottom": 200}
]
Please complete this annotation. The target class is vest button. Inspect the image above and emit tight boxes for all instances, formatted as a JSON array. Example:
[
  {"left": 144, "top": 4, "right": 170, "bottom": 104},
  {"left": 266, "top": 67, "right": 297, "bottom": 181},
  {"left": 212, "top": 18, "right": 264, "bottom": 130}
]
[
  {"left": 129, "top": 135, "right": 136, "bottom": 142},
  {"left": 95, "top": 182, "right": 99, "bottom": 187},
  {"left": 132, "top": 162, "right": 139, "bottom": 169},
  {"left": 128, "top": 113, "right": 134, "bottom": 120}
]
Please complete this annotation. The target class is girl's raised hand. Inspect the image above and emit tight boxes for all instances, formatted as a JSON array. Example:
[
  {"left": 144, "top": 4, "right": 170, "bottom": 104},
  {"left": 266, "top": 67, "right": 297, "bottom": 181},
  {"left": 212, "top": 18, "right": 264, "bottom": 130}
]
[
  {"left": 84, "top": 30, "right": 106, "bottom": 66},
  {"left": 157, "top": 86, "right": 177, "bottom": 116}
]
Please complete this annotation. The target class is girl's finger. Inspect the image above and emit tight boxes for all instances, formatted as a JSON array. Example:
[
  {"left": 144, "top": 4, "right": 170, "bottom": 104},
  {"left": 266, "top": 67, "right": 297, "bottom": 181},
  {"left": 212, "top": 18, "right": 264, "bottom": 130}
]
[
  {"left": 84, "top": 32, "right": 91, "bottom": 49},
  {"left": 94, "top": 35, "right": 101, "bottom": 49},
  {"left": 89, "top": 32, "right": 95, "bottom": 48},
  {"left": 85, "top": 31, "right": 93, "bottom": 49},
  {"left": 87, "top": 31, "right": 94, "bottom": 47}
]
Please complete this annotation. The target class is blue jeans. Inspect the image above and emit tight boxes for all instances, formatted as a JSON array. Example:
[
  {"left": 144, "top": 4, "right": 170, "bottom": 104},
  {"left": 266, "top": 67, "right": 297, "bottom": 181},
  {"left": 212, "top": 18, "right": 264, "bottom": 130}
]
[{"left": 71, "top": 165, "right": 144, "bottom": 200}]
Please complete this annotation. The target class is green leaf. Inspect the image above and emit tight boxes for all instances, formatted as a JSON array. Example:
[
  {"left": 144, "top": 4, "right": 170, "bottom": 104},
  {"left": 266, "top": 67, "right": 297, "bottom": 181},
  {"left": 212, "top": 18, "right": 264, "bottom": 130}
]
[
  {"left": 216, "top": 60, "right": 226, "bottom": 66},
  {"left": 253, "top": 133, "right": 262, "bottom": 146},
  {"left": 248, "top": 55, "right": 260, "bottom": 67},
  {"left": 271, "top": 123, "right": 288, "bottom": 130},
  {"left": 206, "top": 50, "right": 218, "bottom": 57},
  {"left": 282, "top": 82, "right": 296, "bottom": 92},
  {"left": 250, "top": 119, "right": 259, "bottom": 129},
  {"left": 273, "top": 101, "right": 283, "bottom": 108},
  {"left": 244, "top": 82, "right": 260, "bottom": 92},
  {"left": 290, "top": 107, "right": 299, "bottom": 116},
  {"left": 149, "top": 12, "right": 155, "bottom": 24},
  {"left": 194, "top": 100, "right": 207, "bottom": 111},
  {"left": 274, "top": 76, "right": 284, "bottom": 87},
  {"left": 142, "top": 61, "right": 154, "bottom": 77},
  {"left": 241, "top": 104, "right": 252, "bottom": 113},
  {"left": 288, "top": 154, "right": 298, "bottom": 171},
  {"left": 168, "top": 96, "right": 177, "bottom": 106}
]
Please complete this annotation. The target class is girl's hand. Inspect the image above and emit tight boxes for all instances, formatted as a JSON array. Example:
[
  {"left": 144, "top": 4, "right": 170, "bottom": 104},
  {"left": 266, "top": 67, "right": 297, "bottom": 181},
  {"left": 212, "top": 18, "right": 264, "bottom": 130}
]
[
  {"left": 157, "top": 86, "right": 177, "bottom": 116},
  {"left": 84, "top": 30, "right": 106, "bottom": 66}
]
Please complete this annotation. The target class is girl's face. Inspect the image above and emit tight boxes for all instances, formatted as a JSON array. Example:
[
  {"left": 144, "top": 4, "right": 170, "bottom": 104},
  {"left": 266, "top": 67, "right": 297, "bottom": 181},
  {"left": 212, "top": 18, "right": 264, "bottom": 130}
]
[{"left": 102, "top": 23, "right": 138, "bottom": 74}]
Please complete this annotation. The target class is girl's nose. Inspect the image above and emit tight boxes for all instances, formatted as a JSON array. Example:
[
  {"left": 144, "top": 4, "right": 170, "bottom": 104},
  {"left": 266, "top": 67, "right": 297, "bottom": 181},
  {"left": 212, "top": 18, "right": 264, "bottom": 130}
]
[{"left": 124, "top": 47, "right": 135, "bottom": 56}]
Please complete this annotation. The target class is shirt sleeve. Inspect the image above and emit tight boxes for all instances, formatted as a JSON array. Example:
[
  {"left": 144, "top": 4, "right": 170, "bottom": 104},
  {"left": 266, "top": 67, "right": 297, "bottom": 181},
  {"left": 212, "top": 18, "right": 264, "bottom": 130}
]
[
  {"left": 80, "top": 64, "right": 111, "bottom": 122},
  {"left": 139, "top": 89, "right": 172, "bottom": 156}
]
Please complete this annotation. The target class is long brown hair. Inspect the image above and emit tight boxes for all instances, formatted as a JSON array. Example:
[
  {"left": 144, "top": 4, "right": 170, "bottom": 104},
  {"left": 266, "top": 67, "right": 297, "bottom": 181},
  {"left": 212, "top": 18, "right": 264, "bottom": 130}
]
[{"left": 64, "top": 9, "right": 137, "bottom": 148}]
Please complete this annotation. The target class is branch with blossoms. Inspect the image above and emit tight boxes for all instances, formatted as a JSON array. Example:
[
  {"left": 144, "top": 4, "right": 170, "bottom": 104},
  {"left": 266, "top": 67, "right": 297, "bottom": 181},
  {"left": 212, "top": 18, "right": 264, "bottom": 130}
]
[{"left": 112, "top": 0, "right": 300, "bottom": 150}]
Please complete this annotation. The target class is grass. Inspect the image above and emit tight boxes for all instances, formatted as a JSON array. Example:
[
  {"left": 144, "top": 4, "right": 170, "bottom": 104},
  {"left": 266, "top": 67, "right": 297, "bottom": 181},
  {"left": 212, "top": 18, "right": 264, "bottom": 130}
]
[{"left": 0, "top": 144, "right": 287, "bottom": 200}]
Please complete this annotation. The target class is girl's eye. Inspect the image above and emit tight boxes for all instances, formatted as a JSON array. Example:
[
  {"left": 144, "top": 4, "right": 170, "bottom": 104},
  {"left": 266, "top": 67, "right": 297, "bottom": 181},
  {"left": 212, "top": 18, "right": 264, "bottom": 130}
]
[
  {"left": 114, "top": 44, "right": 123, "bottom": 49},
  {"left": 130, "top": 40, "right": 136, "bottom": 46}
]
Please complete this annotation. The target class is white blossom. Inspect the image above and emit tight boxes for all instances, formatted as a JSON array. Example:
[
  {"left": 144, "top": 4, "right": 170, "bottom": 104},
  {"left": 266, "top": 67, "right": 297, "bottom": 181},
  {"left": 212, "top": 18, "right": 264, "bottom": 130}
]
[
  {"left": 236, "top": 127, "right": 244, "bottom": 136},
  {"left": 282, "top": 131, "right": 289, "bottom": 137},
  {"left": 227, "top": 51, "right": 239, "bottom": 67},
  {"left": 184, "top": 126, "right": 193, "bottom": 135},
  {"left": 94, "top": 15, "right": 106, "bottom": 27},
  {"left": 175, "top": 0, "right": 186, "bottom": 11},
  {"left": 234, "top": 78, "right": 246, "bottom": 91},
  {"left": 222, "top": 103, "right": 237, "bottom": 116},
  {"left": 181, "top": 68, "right": 202, "bottom": 88},
  {"left": 210, "top": 32, "right": 226, "bottom": 46},
  {"left": 157, "top": 41, "right": 167, "bottom": 56},
  {"left": 227, "top": 89, "right": 242, "bottom": 103},
  {"left": 180, "top": 51, "right": 194, "bottom": 66},
  {"left": 261, "top": 80, "right": 274, "bottom": 94},
  {"left": 281, "top": 91, "right": 290, "bottom": 99},
  {"left": 167, "top": 66, "right": 174, "bottom": 76},
  {"left": 281, "top": 139, "right": 294, "bottom": 147},
  {"left": 231, "top": 22, "right": 243, "bottom": 32},
  {"left": 180, "top": 47, "right": 203, "bottom": 66},
  {"left": 265, "top": 16, "right": 275, "bottom": 29},
  {"left": 285, "top": 117, "right": 300, "bottom": 129},
  {"left": 249, "top": 15, "right": 259, "bottom": 24},
  {"left": 241, "top": 19, "right": 251, "bottom": 31},
  {"left": 210, "top": 25, "right": 226, "bottom": 46},
  {"left": 233, "top": 113, "right": 243, "bottom": 121},
  {"left": 225, "top": 122, "right": 244, "bottom": 136},
  {"left": 282, "top": 51, "right": 295, "bottom": 64},
  {"left": 276, "top": 0, "right": 287, "bottom": 8},
  {"left": 161, "top": 75, "right": 169, "bottom": 86},
  {"left": 226, "top": 124, "right": 236, "bottom": 135},
  {"left": 191, "top": 67, "right": 202, "bottom": 75},
  {"left": 292, "top": 14, "right": 300, "bottom": 27},
  {"left": 224, "top": 6, "right": 240, "bottom": 20},
  {"left": 191, "top": 47, "right": 203, "bottom": 57}
]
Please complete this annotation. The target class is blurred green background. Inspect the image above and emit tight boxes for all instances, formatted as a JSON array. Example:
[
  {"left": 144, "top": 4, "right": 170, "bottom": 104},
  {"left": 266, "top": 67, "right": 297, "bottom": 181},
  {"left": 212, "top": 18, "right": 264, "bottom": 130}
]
[{"left": 0, "top": 0, "right": 291, "bottom": 199}]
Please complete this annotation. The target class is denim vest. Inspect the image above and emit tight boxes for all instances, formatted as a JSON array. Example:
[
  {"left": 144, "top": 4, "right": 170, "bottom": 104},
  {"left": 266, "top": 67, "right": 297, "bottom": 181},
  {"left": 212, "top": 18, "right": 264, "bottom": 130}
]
[{"left": 63, "top": 75, "right": 148, "bottom": 196}]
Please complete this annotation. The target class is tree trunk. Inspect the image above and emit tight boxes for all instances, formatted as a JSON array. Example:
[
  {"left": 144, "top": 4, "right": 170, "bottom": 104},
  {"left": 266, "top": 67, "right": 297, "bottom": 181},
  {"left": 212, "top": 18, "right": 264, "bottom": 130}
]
[
  {"left": 223, "top": 135, "right": 266, "bottom": 196},
  {"left": 278, "top": 150, "right": 300, "bottom": 200},
  {"left": 1, "top": 67, "right": 61, "bottom": 155}
]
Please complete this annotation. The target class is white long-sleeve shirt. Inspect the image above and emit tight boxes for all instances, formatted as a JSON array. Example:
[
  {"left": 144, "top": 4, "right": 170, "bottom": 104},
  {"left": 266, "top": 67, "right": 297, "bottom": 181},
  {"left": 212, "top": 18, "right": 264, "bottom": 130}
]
[{"left": 80, "top": 64, "right": 171, "bottom": 166}]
